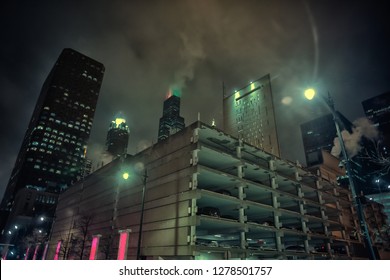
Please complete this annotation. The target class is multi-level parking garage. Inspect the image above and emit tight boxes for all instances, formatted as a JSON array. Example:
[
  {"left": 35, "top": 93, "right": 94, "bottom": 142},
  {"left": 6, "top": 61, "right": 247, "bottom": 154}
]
[
  {"left": 48, "top": 122, "right": 368, "bottom": 260},
  {"left": 192, "top": 122, "right": 360, "bottom": 259}
]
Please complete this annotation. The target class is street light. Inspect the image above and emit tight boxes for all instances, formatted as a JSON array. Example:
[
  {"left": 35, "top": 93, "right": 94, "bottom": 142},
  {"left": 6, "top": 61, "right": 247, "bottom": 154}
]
[
  {"left": 121, "top": 166, "right": 148, "bottom": 260},
  {"left": 136, "top": 168, "right": 148, "bottom": 260},
  {"left": 304, "top": 88, "right": 376, "bottom": 259}
]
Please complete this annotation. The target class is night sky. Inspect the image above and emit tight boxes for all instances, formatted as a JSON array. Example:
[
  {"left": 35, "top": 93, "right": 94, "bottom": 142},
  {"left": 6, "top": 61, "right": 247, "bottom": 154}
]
[{"left": 1, "top": 0, "right": 389, "bottom": 199}]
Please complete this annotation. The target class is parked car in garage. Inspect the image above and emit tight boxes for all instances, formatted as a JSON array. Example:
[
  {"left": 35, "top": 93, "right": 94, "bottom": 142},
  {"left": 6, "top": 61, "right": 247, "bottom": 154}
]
[{"left": 197, "top": 206, "right": 221, "bottom": 217}]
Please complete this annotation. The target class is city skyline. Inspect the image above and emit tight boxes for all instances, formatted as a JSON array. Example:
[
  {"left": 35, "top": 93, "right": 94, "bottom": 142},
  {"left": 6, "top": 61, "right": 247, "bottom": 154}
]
[{"left": 1, "top": 0, "right": 390, "bottom": 201}]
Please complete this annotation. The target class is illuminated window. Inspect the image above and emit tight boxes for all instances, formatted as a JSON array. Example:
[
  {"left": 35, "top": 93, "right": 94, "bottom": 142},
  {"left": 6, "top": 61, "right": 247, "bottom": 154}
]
[{"left": 44, "top": 107, "right": 50, "bottom": 110}]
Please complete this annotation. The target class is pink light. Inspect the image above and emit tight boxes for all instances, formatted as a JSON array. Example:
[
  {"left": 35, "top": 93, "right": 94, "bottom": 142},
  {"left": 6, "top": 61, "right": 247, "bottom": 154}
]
[
  {"left": 54, "top": 240, "right": 62, "bottom": 260},
  {"left": 166, "top": 88, "right": 172, "bottom": 99},
  {"left": 2, "top": 248, "right": 8, "bottom": 260},
  {"left": 117, "top": 230, "right": 131, "bottom": 260},
  {"left": 24, "top": 246, "right": 30, "bottom": 260},
  {"left": 42, "top": 243, "right": 49, "bottom": 260},
  {"left": 33, "top": 244, "right": 40, "bottom": 260},
  {"left": 89, "top": 235, "right": 101, "bottom": 260}
]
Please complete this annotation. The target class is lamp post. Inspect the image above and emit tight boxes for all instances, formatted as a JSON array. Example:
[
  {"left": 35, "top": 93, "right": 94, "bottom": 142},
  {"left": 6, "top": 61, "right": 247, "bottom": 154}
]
[
  {"left": 136, "top": 168, "right": 148, "bottom": 260},
  {"left": 304, "top": 88, "right": 376, "bottom": 259},
  {"left": 122, "top": 167, "right": 148, "bottom": 260}
]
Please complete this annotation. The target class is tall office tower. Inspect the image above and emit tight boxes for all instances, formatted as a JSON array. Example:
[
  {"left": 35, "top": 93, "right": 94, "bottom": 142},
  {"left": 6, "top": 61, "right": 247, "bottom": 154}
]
[
  {"left": 0, "top": 49, "right": 104, "bottom": 250},
  {"left": 223, "top": 74, "right": 280, "bottom": 157},
  {"left": 157, "top": 89, "right": 185, "bottom": 142},
  {"left": 106, "top": 117, "right": 130, "bottom": 157},
  {"left": 362, "top": 91, "right": 390, "bottom": 157},
  {"left": 300, "top": 114, "right": 336, "bottom": 166}
]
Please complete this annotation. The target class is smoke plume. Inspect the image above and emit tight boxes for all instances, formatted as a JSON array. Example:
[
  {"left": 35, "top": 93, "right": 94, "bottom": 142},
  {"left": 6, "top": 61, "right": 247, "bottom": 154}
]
[
  {"left": 172, "top": 33, "right": 205, "bottom": 90},
  {"left": 331, "top": 117, "right": 379, "bottom": 158}
]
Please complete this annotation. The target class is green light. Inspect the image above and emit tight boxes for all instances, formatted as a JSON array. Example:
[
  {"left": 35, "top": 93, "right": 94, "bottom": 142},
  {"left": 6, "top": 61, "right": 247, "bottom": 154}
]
[
  {"left": 304, "top": 88, "right": 316, "bottom": 100},
  {"left": 115, "top": 118, "right": 126, "bottom": 127},
  {"left": 172, "top": 88, "right": 181, "bottom": 97},
  {"left": 122, "top": 172, "right": 129, "bottom": 180}
]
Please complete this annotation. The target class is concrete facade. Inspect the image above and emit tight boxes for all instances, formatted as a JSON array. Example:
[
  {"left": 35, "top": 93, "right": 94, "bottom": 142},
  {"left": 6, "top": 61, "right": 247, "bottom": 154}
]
[
  {"left": 47, "top": 122, "right": 373, "bottom": 260},
  {"left": 223, "top": 74, "right": 280, "bottom": 157}
]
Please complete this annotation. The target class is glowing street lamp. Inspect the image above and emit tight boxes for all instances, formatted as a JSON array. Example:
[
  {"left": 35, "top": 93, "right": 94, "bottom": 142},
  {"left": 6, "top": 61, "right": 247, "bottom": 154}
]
[
  {"left": 122, "top": 172, "right": 130, "bottom": 180},
  {"left": 304, "top": 88, "right": 316, "bottom": 100},
  {"left": 304, "top": 88, "right": 376, "bottom": 259}
]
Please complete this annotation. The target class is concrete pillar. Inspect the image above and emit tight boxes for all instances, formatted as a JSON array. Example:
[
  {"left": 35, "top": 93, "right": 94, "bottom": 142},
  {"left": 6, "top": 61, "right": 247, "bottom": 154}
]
[
  {"left": 41, "top": 242, "right": 49, "bottom": 260},
  {"left": 32, "top": 243, "right": 40, "bottom": 260},
  {"left": 275, "top": 232, "right": 283, "bottom": 251},
  {"left": 191, "top": 149, "right": 199, "bottom": 166},
  {"left": 117, "top": 229, "right": 132, "bottom": 260},
  {"left": 89, "top": 234, "right": 102, "bottom": 260}
]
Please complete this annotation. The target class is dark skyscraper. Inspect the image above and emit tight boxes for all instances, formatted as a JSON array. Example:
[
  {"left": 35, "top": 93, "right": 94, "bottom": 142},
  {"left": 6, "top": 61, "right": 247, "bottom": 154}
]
[
  {"left": 106, "top": 117, "right": 129, "bottom": 157},
  {"left": 362, "top": 91, "right": 390, "bottom": 156},
  {"left": 0, "top": 49, "right": 104, "bottom": 252},
  {"left": 300, "top": 114, "right": 336, "bottom": 166},
  {"left": 157, "top": 89, "right": 185, "bottom": 141}
]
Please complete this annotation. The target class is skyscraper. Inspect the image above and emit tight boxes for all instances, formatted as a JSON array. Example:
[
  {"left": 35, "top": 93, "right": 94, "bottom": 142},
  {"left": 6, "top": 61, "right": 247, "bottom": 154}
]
[
  {"left": 300, "top": 114, "right": 336, "bottom": 166},
  {"left": 106, "top": 117, "right": 129, "bottom": 157},
  {"left": 157, "top": 89, "right": 185, "bottom": 142},
  {"left": 362, "top": 91, "right": 390, "bottom": 156},
  {"left": 0, "top": 48, "right": 104, "bottom": 253},
  {"left": 223, "top": 74, "right": 280, "bottom": 157}
]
